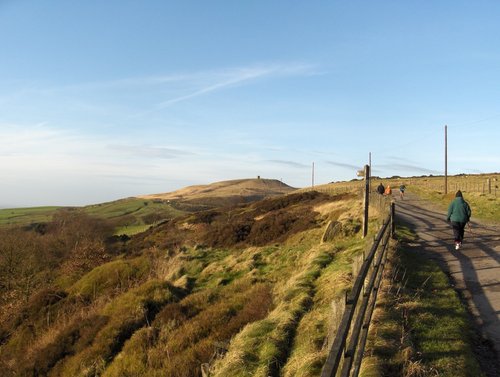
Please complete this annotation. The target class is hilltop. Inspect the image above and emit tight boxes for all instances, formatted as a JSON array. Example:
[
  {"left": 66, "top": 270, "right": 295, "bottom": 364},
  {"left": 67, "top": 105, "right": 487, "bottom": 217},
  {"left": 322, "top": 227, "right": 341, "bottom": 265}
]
[{"left": 139, "top": 178, "right": 296, "bottom": 208}]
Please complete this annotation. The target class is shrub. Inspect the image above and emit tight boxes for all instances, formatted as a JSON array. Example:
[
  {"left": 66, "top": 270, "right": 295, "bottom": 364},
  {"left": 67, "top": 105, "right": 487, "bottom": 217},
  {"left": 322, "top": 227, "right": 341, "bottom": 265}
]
[{"left": 68, "top": 256, "right": 151, "bottom": 301}]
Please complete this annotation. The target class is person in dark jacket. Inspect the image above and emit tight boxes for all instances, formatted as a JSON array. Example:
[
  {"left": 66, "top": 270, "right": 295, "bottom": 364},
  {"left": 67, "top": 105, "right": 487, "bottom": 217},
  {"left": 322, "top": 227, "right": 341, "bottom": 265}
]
[
  {"left": 447, "top": 190, "right": 471, "bottom": 250},
  {"left": 377, "top": 183, "right": 385, "bottom": 195}
]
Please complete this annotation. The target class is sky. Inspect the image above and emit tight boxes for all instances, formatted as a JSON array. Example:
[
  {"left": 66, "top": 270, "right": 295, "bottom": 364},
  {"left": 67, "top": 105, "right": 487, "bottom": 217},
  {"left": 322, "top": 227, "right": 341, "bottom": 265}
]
[{"left": 1, "top": 1, "right": 499, "bottom": 208}]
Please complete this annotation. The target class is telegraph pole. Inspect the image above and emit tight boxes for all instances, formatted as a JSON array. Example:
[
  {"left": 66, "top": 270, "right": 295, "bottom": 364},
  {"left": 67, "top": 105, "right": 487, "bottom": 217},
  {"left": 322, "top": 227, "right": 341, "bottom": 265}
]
[
  {"left": 363, "top": 164, "right": 370, "bottom": 238},
  {"left": 312, "top": 162, "right": 315, "bottom": 189},
  {"left": 445, "top": 125, "right": 448, "bottom": 195},
  {"left": 369, "top": 152, "right": 372, "bottom": 194}
]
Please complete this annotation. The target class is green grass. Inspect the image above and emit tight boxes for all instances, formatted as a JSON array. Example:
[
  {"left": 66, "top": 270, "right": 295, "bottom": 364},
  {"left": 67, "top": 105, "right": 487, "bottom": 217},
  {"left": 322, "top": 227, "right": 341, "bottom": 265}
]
[
  {"left": 361, "top": 225, "right": 483, "bottom": 377},
  {"left": 113, "top": 223, "right": 153, "bottom": 236},
  {"left": 0, "top": 197, "right": 185, "bottom": 236},
  {"left": 0, "top": 206, "right": 62, "bottom": 226},
  {"left": 83, "top": 198, "right": 152, "bottom": 218},
  {"left": 84, "top": 197, "right": 185, "bottom": 235}
]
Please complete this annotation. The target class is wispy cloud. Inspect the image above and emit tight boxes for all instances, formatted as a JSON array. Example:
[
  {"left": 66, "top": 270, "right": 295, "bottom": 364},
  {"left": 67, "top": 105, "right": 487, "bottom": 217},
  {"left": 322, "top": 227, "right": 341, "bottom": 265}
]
[
  {"left": 107, "top": 144, "right": 194, "bottom": 159},
  {"left": 325, "top": 160, "right": 362, "bottom": 171},
  {"left": 267, "top": 159, "right": 309, "bottom": 169},
  {"left": 0, "top": 122, "right": 74, "bottom": 155},
  {"left": 378, "top": 163, "right": 440, "bottom": 175},
  {"left": 2, "top": 63, "right": 320, "bottom": 120},
  {"left": 153, "top": 63, "right": 318, "bottom": 109}
]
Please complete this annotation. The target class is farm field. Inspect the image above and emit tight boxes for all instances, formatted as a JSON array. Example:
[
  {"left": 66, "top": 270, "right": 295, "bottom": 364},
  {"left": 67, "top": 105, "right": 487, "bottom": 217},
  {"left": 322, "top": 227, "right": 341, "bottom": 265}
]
[
  {"left": 0, "top": 198, "right": 182, "bottom": 235},
  {"left": 0, "top": 206, "right": 62, "bottom": 226}
]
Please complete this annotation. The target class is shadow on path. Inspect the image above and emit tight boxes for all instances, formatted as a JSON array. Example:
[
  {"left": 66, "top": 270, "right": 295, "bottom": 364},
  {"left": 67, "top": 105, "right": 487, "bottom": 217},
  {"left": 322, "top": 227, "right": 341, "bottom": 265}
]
[{"left": 394, "top": 193, "right": 500, "bottom": 375}]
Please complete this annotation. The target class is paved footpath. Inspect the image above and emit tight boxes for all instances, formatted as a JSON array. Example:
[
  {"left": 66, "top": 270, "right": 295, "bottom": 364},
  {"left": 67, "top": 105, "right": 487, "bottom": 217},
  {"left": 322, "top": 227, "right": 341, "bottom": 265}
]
[{"left": 394, "top": 192, "right": 500, "bottom": 368}]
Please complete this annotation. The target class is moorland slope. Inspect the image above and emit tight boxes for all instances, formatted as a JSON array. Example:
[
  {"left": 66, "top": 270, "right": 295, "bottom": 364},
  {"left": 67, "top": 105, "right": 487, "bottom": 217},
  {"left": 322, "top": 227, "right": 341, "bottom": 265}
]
[{"left": 0, "top": 188, "right": 374, "bottom": 377}]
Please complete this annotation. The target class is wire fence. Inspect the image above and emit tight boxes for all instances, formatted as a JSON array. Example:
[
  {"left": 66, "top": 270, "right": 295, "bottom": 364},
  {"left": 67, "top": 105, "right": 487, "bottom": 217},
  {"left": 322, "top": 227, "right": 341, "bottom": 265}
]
[{"left": 401, "top": 175, "right": 499, "bottom": 196}]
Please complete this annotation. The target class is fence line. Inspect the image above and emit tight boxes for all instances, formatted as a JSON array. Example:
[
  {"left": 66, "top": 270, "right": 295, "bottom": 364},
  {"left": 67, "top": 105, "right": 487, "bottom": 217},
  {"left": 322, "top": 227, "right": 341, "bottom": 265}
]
[
  {"left": 321, "top": 203, "right": 394, "bottom": 377},
  {"left": 405, "top": 176, "right": 499, "bottom": 196}
]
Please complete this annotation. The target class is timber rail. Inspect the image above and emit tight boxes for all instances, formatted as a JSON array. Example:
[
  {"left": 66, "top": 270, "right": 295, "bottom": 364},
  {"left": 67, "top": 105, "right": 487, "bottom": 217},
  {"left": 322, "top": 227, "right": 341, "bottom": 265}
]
[{"left": 321, "top": 202, "right": 395, "bottom": 377}]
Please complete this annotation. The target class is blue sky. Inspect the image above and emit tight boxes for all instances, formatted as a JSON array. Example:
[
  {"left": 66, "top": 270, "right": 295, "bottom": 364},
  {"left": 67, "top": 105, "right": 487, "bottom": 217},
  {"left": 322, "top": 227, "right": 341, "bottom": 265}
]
[{"left": 1, "top": 1, "right": 499, "bottom": 207}]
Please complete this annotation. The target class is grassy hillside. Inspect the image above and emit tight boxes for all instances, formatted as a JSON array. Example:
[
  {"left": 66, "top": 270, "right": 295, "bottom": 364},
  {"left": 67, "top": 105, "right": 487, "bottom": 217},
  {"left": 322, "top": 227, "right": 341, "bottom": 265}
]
[{"left": 0, "top": 189, "right": 381, "bottom": 377}]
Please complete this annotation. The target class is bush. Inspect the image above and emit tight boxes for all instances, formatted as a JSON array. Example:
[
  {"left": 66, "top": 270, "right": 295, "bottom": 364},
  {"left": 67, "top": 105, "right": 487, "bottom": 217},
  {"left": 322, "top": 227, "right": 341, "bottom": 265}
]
[{"left": 69, "top": 256, "right": 151, "bottom": 301}]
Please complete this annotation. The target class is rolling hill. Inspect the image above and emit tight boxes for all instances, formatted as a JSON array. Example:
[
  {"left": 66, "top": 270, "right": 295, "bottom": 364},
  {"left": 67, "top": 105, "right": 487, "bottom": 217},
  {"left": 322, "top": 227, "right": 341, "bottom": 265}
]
[{"left": 139, "top": 178, "right": 296, "bottom": 209}]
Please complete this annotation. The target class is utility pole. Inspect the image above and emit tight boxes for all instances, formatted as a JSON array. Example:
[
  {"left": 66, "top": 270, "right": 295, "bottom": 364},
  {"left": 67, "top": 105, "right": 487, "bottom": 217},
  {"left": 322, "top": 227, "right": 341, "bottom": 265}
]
[
  {"left": 363, "top": 164, "right": 370, "bottom": 238},
  {"left": 312, "top": 162, "right": 315, "bottom": 189},
  {"left": 445, "top": 125, "right": 448, "bottom": 195},
  {"left": 369, "top": 152, "right": 372, "bottom": 194}
]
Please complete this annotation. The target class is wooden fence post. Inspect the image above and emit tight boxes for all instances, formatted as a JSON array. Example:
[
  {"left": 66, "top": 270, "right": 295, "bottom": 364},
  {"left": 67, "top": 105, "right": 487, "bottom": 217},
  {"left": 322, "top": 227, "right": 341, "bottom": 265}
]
[{"left": 391, "top": 202, "right": 395, "bottom": 239}]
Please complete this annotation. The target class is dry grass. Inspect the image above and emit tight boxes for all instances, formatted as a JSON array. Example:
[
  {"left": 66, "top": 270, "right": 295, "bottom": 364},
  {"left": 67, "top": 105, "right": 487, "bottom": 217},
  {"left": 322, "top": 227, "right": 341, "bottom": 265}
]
[
  {"left": 210, "top": 239, "right": 365, "bottom": 377},
  {"left": 0, "top": 182, "right": 374, "bottom": 377},
  {"left": 103, "top": 280, "right": 273, "bottom": 377},
  {"left": 139, "top": 178, "right": 295, "bottom": 201}
]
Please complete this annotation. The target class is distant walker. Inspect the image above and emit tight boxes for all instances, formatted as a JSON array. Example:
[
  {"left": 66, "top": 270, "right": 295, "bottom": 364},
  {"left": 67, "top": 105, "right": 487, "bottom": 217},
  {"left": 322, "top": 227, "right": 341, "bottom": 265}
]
[
  {"left": 446, "top": 190, "right": 471, "bottom": 250},
  {"left": 377, "top": 182, "right": 385, "bottom": 195},
  {"left": 399, "top": 184, "right": 406, "bottom": 200}
]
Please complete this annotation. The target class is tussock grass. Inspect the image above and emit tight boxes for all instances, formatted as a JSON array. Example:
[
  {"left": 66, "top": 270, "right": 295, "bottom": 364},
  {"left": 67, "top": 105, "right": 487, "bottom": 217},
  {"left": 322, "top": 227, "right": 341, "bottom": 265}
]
[
  {"left": 278, "top": 239, "right": 364, "bottom": 376},
  {"left": 68, "top": 256, "right": 151, "bottom": 300},
  {"left": 211, "top": 240, "right": 365, "bottom": 377},
  {"left": 104, "top": 279, "right": 272, "bottom": 377},
  {"left": 48, "top": 280, "right": 181, "bottom": 377}
]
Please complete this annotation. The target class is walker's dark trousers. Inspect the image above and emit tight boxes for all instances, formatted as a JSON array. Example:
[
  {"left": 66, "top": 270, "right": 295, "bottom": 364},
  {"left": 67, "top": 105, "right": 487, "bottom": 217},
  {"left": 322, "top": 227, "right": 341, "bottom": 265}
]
[{"left": 451, "top": 221, "right": 466, "bottom": 243}]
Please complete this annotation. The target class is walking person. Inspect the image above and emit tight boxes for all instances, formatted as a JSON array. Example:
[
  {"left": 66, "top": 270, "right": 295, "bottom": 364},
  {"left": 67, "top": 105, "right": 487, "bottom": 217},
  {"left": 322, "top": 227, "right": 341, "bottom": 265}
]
[
  {"left": 446, "top": 190, "right": 471, "bottom": 250},
  {"left": 399, "top": 183, "right": 406, "bottom": 200},
  {"left": 377, "top": 182, "right": 385, "bottom": 195}
]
